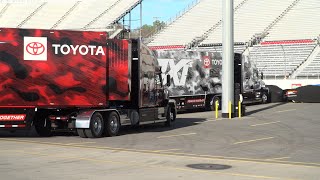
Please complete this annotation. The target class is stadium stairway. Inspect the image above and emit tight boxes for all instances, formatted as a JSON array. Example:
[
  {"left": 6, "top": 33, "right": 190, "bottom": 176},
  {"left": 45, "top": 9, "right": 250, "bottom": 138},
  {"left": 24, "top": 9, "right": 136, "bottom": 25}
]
[
  {"left": 17, "top": 2, "right": 47, "bottom": 28},
  {"left": 187, "top": 0, "right": 249, "bottom": 48},
  {"left": 290, "top": 45, "right": 320, "bottom": 78},
  {"left": 260, "top": 0, "right": 301, "bottom": 41},
  {"left": 51, "top": 1, "right": 81, "bottom": 29},
  {"left": 0, "top": 3, "right": 10, "bottom": 19}
]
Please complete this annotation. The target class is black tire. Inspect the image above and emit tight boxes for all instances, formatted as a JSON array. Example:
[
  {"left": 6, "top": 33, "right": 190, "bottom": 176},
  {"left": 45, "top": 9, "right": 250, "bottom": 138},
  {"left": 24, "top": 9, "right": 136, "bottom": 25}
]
[
  {"left": 77, "top": 129, "right": 87, "bottom": 138},
  {"left": 34, "top": 117, "right": 52, "bottom": 137},
  {"left": 209, "top": 96, "right": 220, "bottom": 111},
  {"left": 165, "top": 105, "right": 176, "bottom": 127},
  {"left": 105, "top": 111, "right": 120, "bottom": 137},
  {"left": 261, "top": 92, "right": 268, "bottom": 104},
  {"left": 85, "top": 112, "right": 105, "bottom": 138}
]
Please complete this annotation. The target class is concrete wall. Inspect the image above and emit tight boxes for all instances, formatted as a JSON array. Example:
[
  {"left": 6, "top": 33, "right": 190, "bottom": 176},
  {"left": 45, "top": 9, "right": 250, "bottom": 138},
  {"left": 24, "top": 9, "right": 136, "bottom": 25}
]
[{"left": 264, "top": 79, "right": 320, "bottom": 90}]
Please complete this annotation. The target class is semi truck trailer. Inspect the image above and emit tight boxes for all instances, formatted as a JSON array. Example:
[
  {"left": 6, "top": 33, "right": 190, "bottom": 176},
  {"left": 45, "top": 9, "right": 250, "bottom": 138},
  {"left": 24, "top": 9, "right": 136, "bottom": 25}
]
[
  {"left": 151, "top": 48, "right": 269, "bottom": 111},
  {"left": 0, "top": 28, "right": 176, "bottom": 138}
]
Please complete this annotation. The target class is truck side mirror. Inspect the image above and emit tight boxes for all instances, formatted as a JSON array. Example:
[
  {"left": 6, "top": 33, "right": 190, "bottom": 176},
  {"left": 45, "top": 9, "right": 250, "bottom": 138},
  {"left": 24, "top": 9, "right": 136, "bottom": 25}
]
[{"left": 166, "top": 75, "right": 171, "bottom": 86}]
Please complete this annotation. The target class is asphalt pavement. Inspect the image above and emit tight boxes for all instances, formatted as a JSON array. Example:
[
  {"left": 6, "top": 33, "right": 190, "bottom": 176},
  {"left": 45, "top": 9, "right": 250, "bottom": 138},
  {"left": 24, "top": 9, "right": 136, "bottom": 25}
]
[{"left": 1, "top": 103, "right": 320, "bottom": 179}]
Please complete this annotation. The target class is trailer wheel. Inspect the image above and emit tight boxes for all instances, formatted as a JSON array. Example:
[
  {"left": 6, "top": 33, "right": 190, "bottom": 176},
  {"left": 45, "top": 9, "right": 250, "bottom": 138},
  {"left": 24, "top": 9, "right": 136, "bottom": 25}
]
[
  {"left": 85, "top": 112, "right": 105, "bottom": 138},
  {"left": 262, "top": 92, "right": 268, "bottom": 104},
  {"left": 35, "top": 117, "right": 52, "bottom": 137},
  {"left": 165, "top": 106, "right": 176, "bottom": 127},
  {"left": 105, "top": 111, "right": 120, "bottom": 137},
  {"left": 77, "top": 129, "right": 87, "bottom": 138}
]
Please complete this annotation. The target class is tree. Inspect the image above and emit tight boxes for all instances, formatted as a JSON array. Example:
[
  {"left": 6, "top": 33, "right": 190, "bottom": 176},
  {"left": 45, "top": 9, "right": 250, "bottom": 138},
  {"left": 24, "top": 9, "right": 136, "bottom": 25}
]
[{"left": 130, "top": 20, "right": 166, "bottom": 39}]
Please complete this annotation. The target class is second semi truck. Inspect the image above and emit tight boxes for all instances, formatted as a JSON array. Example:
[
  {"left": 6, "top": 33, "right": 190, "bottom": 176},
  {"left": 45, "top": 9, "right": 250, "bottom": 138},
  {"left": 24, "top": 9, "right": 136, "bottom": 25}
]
[{"left": 152, "top": 48, "right": 270, "bottom": 111}]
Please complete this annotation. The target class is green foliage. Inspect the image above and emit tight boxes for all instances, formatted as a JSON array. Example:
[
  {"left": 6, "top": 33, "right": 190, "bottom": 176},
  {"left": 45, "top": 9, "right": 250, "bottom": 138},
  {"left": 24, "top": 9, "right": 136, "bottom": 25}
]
[{"left": 131, "top": 20, "right": 166, "bottom": 38}]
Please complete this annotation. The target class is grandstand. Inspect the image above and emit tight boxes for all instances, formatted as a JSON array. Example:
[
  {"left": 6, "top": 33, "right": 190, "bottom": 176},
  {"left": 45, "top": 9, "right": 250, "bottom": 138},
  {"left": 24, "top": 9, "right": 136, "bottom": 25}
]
[
  {"left": 264, "top": 0, "right": 320, "bottom": 41},
  {"left": 0, "top": 0, "right": 141, "bottom": 32},
  {"left": 1, "top": 0, "right": 319, "bottom": 81},
  {"left": 201, "top": 0, "right": 296, "bottom": 44},
  {"left": 295, "top": 46, "right": 320, "bottom": 79},
  {"left": 147, "top": 0, "right": 243, "bottom": 46},
  {"left": 147, "top": 0, "right": 320, "bottom": 80},
  {"left": 248, "top": 41, "right": 317, "bottom": 78}
]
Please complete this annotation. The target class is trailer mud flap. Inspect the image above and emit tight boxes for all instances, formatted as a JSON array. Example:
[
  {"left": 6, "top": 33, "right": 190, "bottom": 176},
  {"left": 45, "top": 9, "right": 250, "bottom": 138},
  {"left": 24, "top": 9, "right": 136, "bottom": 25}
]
[{"left": 0, "top": 107, "right": 35, "bottom": 129}]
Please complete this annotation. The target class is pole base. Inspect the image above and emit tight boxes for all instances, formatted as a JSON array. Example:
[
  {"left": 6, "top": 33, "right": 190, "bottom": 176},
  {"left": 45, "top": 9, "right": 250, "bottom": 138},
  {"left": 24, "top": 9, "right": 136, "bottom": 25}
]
[{"left": 222, "top": 113, "right": 234, "bottom": 118}]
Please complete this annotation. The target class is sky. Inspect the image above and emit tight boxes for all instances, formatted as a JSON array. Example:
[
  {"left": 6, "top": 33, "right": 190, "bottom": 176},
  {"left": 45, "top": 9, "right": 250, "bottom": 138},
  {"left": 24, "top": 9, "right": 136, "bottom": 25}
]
[{"left": 127, "top": 0, "right": 196, "bottom": 29}]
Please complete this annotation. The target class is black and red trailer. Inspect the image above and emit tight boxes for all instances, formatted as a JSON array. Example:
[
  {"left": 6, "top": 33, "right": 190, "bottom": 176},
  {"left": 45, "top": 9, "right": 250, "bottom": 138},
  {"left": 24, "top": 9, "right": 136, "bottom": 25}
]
[{"left": 0, "top": 28, "right": 176, "bottom": 138}]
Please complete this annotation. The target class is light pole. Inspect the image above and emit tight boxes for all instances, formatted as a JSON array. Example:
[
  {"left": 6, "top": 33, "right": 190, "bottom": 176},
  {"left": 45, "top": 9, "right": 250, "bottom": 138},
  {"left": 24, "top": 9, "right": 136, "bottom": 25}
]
[{"left": 222, "top": 0, "right": 234, "bottom": 118}]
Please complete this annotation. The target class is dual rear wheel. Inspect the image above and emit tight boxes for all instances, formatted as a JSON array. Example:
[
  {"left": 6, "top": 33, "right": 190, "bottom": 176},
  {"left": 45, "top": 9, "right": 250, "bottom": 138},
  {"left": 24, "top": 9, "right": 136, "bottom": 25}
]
[{"left": 77, "top": 111, "right": 120, "bottom": 138}]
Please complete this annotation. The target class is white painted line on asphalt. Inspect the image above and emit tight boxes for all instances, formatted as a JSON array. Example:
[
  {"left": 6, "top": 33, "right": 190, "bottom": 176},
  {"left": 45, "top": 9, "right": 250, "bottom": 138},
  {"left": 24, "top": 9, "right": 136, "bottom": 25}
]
[
  {"left": 2, "top": 139, "right": 320, "bottom": 169},
  {"left": 250, "top": 121, "right": 281, "bottom": 127},
  {"left": 157, "top": 133, "right": 197, "bottom": 139},
  {"left": 152, "top": 149, "right": 181, "bottom": 153},
  {"left": 66, "top": 142, "right": 96, "bottom": 145},
  {"left": 276, "top": 109, "right": 296, "bottom": 113},
  {"left": 267, "top": 157, "right": 291, "bottom": 161},
  {"left": 233, "top": 137, "right": 274, "bottom": 145}
]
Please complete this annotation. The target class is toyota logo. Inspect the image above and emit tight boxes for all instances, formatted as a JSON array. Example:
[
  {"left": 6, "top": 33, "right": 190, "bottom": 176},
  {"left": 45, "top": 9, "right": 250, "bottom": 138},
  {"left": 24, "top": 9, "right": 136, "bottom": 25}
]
[
  {"left": 26, "top": 42, "right": 45, "bottom": 55},
  {"left": 204, "top": 58, "right": 211, "bottom": 67}
]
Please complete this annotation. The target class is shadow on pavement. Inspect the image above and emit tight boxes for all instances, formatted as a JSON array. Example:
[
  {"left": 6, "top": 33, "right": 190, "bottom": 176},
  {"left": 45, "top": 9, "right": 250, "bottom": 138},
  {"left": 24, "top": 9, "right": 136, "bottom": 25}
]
[
  {"left": 119, "top": 118, "right": 206, "bottom": 135},
  {"left": 245, "top": 102, "right": 287, "bottom": 116},
  {"left": 0, "top": 118, "right": 206, "bottom": 138}
]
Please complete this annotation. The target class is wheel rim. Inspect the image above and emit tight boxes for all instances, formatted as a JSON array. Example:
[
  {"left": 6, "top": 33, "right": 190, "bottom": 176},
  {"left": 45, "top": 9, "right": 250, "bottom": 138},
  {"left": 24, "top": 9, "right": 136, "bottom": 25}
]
[
  {"left": 170, "top": 110, "right": 174, "bottom": 121},
  {"left": 262, "top": 94, "right": 267, "bottom": 102},
  {"left": 110, "top": 115, "right": 119, "bottom": 133},
  {"left": 93, "top": 116, "right": 103, "bottom": 135}
]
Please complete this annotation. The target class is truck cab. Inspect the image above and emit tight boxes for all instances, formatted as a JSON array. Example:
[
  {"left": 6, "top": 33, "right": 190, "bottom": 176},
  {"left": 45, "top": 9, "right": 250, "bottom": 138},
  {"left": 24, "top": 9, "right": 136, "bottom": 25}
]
[{"left": 242, "top": 55, "right": 270, "bottom": 104}]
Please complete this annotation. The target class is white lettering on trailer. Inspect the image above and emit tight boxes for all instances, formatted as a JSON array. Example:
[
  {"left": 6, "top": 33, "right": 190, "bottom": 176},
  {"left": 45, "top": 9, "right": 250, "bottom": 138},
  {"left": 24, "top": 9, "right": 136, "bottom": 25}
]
[
  {"left": 0, "top": 114, "right": 26, "bottom": 121},
  {"left": 212, "top": 59, "right": 222, "bottom": 66},
  {"left": 96, "top": 46, "right": 105, "bottom": 55},
  {"left": 52, "top": 44, "right": 105, "bottom": 56},
  {"left": 158, "top": 59, "right": 193, "bottom": 86},
  {"left": 79, "top": 45, "right": 89, "bottom": 55},
  {"left": 61, "top": 44, "right": 70, "bottom": 55},
  {"left": 70, "top": 45, "right": 79, "bottom": 55},
  {"left": 52, "top": 44, "right": 60, "bottom": 54}
]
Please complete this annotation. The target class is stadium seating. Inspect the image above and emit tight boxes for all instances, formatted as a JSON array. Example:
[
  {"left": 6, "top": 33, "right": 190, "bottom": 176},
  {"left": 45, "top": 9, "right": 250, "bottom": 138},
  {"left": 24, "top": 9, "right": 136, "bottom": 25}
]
[
  {"left": 249, "top": 42, "right": 317, "bottom": 78},
  {"left": 148, "top": 0, "right": 243, "bottom": 46},
  {"left": 198, "top": 45, "right": 247, "bottom": 54},
  {"left": 0, "top": 0, "right": 141, "bottom": 31},
  {"left": 56, "top": 0, "right": 118, "bottom": 30},
  {"left": 0, "top": 2, "right": 43, "bottom": 28},
  {"left": 147, "top": 0, "right": 320, "bottom": 81},
  {"left": 21, "top": 2, "right": 78, "bottom": 29},
  {"left": 264, "top": 0, "right": 320, "bottom": 41},
  {"left": 81, "top": 0, "right": 142, "bottom": 31},
  {"left": 201, "top": 0, "right": 294, "bottom": 44},
  {"left": 298, "top": 47, "right": 320, "bottom": 78}
]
